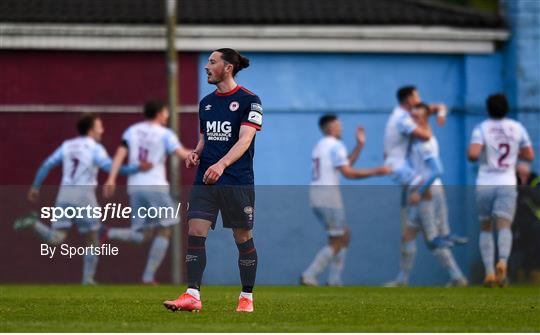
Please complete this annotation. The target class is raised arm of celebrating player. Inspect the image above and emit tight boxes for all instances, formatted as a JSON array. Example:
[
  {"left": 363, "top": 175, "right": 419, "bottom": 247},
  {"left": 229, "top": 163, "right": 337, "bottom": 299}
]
[
  {"left": 347, "top": 126, "right": 365, "bottom": 165},
  {"left": 203, "top": 125, "right": 256, "bottom": 184}
]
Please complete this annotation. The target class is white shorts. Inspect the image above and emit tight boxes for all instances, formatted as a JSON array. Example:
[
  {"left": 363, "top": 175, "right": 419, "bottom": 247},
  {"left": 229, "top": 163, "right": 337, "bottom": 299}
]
[
  {"left": 130, "top": 191, "right": 180, "bottom": 231},
  {"left": 431, "top": 186, "right": 450, "bottom": 236},
  {"left": 312, "top": 206, "right": 348, "bottom": 237},
  {"left": 476, "top": 186, "right": 517, "bottom": 222}
]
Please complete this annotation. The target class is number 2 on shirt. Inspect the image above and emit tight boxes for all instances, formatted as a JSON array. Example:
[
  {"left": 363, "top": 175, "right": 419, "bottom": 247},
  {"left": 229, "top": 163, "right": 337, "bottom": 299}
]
[{"left": 498, "top": 143, "right": 510, "bottom": 168}]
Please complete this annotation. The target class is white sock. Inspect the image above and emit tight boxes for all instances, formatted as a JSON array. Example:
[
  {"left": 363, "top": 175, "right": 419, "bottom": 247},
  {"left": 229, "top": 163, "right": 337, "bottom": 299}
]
[
  {"left": 239, "top": 292, "right": 253, "bottom": 300},
  {"left": 432, "top": 247, "right": 464, "bottom": 280},
  {"left": 303, "top": 246, "right": 334, "bottom": 279},
  {"left": 107, "top": 228, "right": 144, "bottom": 244},
  {"left": 497, "top": 228, "right": 512, "bottom": 262},
  {"left": 479, "top": 231, "right": 495, "bottom": 275},
  {"left": 186, "top": 288, "right": 200, "bottom": 300},
  {"left": 328, "top": 248, "right": 347, "bottom": 285},
  {"left": 82, "top": 252, "right": 99, "bottom": 284},
  {"left": 396, "top": 240, "right": 416, "bottom": 283},
  {"left": 142, "top": 236, "right": 169, "bottom": 283},
  {"left": 33, "top": 222, "right": 66, "bottom": 245},
  {"left": 33, "top": 220, "right": 52, "bottom": 240}
]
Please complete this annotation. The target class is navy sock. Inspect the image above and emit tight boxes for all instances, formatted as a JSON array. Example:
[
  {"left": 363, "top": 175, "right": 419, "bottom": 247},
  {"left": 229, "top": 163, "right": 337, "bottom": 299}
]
[
  {"left": 186, "top": 235, "right": 206, "bottom": 290},
  {"left": 236, "top": 238, "right": 257, "bottom": 293}
]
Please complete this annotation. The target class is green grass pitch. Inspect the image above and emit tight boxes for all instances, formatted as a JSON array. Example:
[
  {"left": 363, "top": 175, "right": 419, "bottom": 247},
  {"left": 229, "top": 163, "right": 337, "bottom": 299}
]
[{"left": 0, "top": 285, "right": 538, "bottom": 332}]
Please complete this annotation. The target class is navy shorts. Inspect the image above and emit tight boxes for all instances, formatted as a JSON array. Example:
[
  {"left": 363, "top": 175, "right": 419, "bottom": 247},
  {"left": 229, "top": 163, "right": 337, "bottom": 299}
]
[{"left": 187, "top": 185, "right": 255, "bottom": 230}]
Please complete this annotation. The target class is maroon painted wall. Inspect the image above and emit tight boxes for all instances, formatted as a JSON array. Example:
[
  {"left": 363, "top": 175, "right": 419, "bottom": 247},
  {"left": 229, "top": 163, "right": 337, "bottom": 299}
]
[{"left": 0, "top": 50, "right": 200, "bottom": 283}]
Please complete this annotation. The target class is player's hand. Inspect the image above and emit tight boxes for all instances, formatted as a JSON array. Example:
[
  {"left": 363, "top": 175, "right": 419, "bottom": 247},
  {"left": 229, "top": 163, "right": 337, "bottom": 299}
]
[
  {"left": 138, "top": 161, "right": 153, "bottom": 171},
  {"left": 103, "top": 180, "right": 116, "bottom": 199},
  {"left": 203, "top": 161, "right": 225, "bottom": 184},
  {"left": 27, "top": 188, "right": 40, "bottom": 203},
  {"left": 409, "top": 192, "right": 421, "bottom": 204},
  {"left": 186, "top": 152, "right": 200, "bottom": 168},
  {"left": 433, "top": 103, "right": 447, "bottom": 126},
  {"left": 355, "top": 126, "right": 366, "bottom": 146},
  {"left": 436, "top": 114, "right": 446, "bottom": 126}
]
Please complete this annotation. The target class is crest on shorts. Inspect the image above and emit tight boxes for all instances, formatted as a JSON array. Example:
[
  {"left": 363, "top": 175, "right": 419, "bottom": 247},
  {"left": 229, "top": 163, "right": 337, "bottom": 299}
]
[
  {"left": 244, "top": 206, "right": 254, "bottom": 221},
  {"left": 229, "top": 101, "right": 240, "bottom": 112}
]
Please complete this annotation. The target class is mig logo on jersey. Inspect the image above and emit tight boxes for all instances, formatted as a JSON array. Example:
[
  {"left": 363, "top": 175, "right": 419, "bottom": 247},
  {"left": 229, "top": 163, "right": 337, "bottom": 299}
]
[{"left": 206, "top": 121, "right": 232, "bottom": 141}]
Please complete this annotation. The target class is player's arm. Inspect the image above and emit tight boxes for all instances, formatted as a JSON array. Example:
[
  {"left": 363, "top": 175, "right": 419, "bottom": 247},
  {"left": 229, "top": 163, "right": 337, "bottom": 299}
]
[
  {"left": 203, "top": 125, "right": 256, "bottom": 184},
  {"left": 339, "top": 165, "right": 391, "bottom": 179},
  {"left": 348, "top": 126, "right": 365, "bottom": 165},
  {"left": 94, "top": 145, "right": 151, "bottom": 176},
  {"left": 103, "top": 145, "right": 128, "bottom": 198},
  {"left": 409, "top": 157, "right": 443, "bottom": 204},
  {"left": 468, "top": 125, "right": 484, "bottom": 162},
  {"left": 519, "top": 146, "right": 534, "bottom": 161},
  {"left": 163, "top": 129, "right": 193, "bottom": 162},
  {"left": 468, "top": 144, "right": 483, "bottom": 162},
  {"left": 99, "top": 159, "right": 151, "bottom": 175},
  {"left": 518, "top": 125, "right": 534, "bottom": 161},
  {"left": 427, "top": 103, "right": 448, "bottom": 126},
  {"left": 28, "top": 146, "right": 63, "bottom": 202},
  {"left": 398, "top": 113, "right": 431, "bottom": 140}
]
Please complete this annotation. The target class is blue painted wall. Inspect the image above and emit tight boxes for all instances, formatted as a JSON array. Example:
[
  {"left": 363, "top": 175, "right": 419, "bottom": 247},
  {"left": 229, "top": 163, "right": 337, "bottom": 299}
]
[{"left": 196, "top": 43, "right": 537, "bottom": 285}]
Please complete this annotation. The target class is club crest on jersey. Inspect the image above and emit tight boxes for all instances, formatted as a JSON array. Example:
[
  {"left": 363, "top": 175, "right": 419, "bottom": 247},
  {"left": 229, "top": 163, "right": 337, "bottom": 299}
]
[{"left": 229, "top": 101, "right": 240, "bottom": 112}]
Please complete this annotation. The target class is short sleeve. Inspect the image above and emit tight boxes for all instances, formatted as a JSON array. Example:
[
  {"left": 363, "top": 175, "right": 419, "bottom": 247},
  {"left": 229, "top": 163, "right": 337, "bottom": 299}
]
[
  {"left": 470, "top": 125, "right": 484, "bottom": 145},
  {"left": 396, "top": 113, "right": 417, "bottom": 135},
  {"left": 518, "top": 124, "right": 532, "bottom": 149},
  {"left": 121, "top": 127, "right": 131, "bottom": 148},
  {"left": 241, "top": 96, "right": 263, "bottom": 131},
  {"left": 93, "top": 144, "right": 111, "bottom": 168},
  {"left": 330, "top": 142, "right": 349, "bottom": 168},
  {"left": 45, "top": 146, "right": 64, "bottom": 166},
  {"left": 163, "top": 129, "right": 181, "bottom": 154}
]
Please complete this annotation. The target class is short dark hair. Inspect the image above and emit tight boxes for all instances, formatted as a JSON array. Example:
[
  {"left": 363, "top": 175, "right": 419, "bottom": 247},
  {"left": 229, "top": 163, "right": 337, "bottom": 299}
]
[
  {"left": 214, "top": 48, "right": 250, "bottom": 76},
  {"left": 144, "top": 99, "right": 166, "bottom": 119},
  {"left": 397, "top": 86, "right": 417, "bottom": 103},
  {"left": 486, "top": 93, "right": 509, "bottom": 119},
  {"left": 76, "top": 113, "right": 99, "bottom": 135},
  {"left": 319, "top": 114, "right": 338, "bottom": 132}
]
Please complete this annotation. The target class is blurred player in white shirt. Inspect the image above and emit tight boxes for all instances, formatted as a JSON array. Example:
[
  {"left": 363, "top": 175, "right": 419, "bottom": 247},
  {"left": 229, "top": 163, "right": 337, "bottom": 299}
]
[
  {"left": 384, "top": 86, "right": 446, "bottom": 185},
  {"left": 103, "top": 100, "right": 191, "bottom": 284},
  {"left": 468, "top": 93, "right": 534, "bottom": 287},
  {"left": 386, "top": 104, "right": 467, "bottom": 287},
  {"left": 13, "top": 113, "right": 151, "bottom": 284},
  {"left": 301, "top": 114, "right": 390, "bottom": 286}
]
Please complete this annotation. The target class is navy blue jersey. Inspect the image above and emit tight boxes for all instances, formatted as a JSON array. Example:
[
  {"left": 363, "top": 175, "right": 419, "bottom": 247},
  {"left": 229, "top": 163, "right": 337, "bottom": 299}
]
[{"left": 196, "top": 85, "right": 262, "bottom": 185}]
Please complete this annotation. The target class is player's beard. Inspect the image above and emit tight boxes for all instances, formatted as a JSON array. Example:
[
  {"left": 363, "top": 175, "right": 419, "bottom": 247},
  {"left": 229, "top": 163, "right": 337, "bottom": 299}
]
[{"left": 208, "top": 71, "right": 225, "bottom": 85}]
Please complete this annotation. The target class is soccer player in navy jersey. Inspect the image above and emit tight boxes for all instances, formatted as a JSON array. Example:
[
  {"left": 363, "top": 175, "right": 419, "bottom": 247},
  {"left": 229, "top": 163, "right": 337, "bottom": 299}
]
[{"left": 164, "top": 48, "right": 262, "bottom": 313}]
